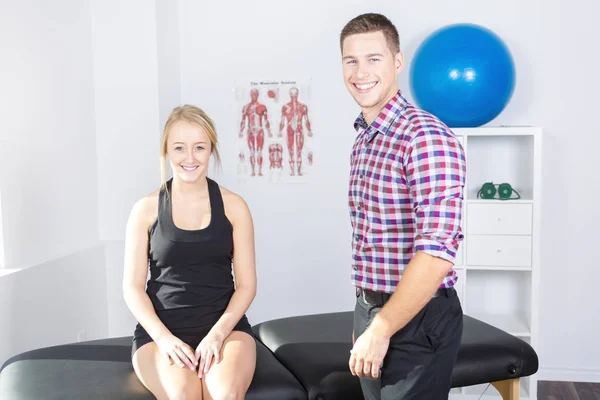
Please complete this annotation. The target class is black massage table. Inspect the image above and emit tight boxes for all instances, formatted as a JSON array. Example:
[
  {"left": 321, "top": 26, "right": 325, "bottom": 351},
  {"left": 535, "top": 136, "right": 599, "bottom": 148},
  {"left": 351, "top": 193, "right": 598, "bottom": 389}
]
[{"left": 0, "top": 311, "right": 538, "bottom": 400}]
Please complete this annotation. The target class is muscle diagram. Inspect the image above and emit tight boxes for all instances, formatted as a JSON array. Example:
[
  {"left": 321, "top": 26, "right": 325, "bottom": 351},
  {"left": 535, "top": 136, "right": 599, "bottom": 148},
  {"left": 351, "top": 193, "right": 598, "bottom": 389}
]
[
  {"left": 269, "top": 143, "right": 283, "bottom": 170},
  {"left": 268, "top": 142, "right": 283, "bottom": 182},
  {"left": 239, "top": 88, "right": 272, "bottom": 177},
  {"left": 278, "top": 87, "right": 313, "bottom": 176}
]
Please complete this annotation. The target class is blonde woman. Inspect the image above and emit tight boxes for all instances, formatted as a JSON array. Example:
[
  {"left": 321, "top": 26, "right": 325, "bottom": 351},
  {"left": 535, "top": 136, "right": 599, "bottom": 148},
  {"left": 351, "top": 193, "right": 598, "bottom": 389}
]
[{"left": 123, "top": 105, "right": 257, "bottom": 399}]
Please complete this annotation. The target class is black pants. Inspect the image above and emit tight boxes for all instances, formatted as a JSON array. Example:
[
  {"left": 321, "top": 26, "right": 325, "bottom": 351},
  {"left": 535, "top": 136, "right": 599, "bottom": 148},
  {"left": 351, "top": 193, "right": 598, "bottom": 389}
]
[{"left": 353, "top": 287, "right": 463, "bottom": 400}]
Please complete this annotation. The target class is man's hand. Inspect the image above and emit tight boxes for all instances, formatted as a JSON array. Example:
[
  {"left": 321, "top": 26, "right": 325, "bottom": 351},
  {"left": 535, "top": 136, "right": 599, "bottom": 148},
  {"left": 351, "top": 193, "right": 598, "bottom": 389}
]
[{"left": 349, "top": 326, "right": 390, "bottom": 379}]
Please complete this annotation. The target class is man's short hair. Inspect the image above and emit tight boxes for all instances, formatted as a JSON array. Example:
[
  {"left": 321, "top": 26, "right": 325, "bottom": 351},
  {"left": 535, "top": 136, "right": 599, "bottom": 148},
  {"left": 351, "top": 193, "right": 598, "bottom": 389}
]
[{"left": 340, "top": 13, "right": 400, "bottom": 55}]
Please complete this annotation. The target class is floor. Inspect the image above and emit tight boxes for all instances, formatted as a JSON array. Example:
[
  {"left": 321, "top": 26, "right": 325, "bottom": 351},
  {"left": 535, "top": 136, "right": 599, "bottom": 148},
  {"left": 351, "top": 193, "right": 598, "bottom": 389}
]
[{"left": 538, "top": 381, "right": 600, "bottom": 400}]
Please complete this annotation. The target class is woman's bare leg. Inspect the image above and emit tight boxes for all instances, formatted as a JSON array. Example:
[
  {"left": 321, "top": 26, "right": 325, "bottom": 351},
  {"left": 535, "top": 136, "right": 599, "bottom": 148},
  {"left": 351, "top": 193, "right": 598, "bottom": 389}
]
[
  {"left": 202, "top": 331, "right": 256, "bottom": 400},
  {"left": 133, "top": 342, "right": 203, "bottom": 400}
]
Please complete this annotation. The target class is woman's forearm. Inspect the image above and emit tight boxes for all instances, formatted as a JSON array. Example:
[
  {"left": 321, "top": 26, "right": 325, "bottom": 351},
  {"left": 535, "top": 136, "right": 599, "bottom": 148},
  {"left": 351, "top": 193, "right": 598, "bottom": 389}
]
[
  {"left": 210, "top": 285, "right": 256, "bottom": 339},
  {"left": 123, "top": 286, "right": 171, "bottom": 341}
]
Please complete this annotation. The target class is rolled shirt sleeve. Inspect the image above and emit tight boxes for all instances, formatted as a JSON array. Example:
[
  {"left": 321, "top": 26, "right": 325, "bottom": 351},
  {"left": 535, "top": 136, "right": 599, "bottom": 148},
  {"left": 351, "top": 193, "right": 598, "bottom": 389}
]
[{"left": 403, "top": 129, "right": 467, "bottom": 264}]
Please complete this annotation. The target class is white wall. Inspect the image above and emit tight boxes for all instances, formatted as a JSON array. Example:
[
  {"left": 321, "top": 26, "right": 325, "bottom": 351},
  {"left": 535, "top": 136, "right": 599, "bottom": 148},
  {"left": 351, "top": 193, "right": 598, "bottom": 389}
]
[
  {"left": 156, "top": 0, "right": 183, "bottom": 130},
  {"left": 0, "top": 247, "right": 108, "bottom": 364},
  {"left": 90, "top": 0, "right": 162, "bottom": 242},
  {"left": 531, "top": 0, "right": 600, "bottom": 382},
  {"left": 0, "top": 0, "right": 100, "bottom": 269},
  {"left": 0, "top": 0, "right": 107, "bottom": 365},
  {"left": 175, "top": 0, "right": 600, "bottom": 382},
  {"left": 90, "top": 0, "right": 169, "bottom": 337},
  {"left": 104, "top": 240, "right": 136, "bottom": 337},
  {"left": 0, "top": 190, "right": 5, "bottom": 268}
]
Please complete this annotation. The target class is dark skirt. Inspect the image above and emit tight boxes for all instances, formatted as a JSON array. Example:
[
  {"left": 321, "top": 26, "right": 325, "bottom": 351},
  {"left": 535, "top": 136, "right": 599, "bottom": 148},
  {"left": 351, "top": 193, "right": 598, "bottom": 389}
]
[{"left": 131, "top": 314, "right": 254, "bottom": 358}]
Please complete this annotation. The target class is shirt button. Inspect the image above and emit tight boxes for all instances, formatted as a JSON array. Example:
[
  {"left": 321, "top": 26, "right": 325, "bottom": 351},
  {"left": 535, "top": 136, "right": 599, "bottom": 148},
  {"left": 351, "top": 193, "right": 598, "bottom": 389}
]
[
  {"left": 359, "top": 174, "right": 364, "bottom": 180},
  {"left": 357, "top": 204, "right": 362, "bottom": 210},
  {"left": 352, "top": 265, "right": 359, "bottom": 271}
]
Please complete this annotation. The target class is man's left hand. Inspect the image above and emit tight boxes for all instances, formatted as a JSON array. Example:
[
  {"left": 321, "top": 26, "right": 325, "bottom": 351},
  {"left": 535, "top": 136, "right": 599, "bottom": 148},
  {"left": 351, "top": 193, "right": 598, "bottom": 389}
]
[{"left": 349, "top": 327, "right": 390, "bottom": 379}]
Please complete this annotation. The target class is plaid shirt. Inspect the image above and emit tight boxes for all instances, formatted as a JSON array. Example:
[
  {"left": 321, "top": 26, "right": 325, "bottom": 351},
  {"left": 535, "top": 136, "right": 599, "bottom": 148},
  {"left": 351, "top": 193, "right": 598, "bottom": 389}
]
[{"left": 349, "top": 91, "right": 466, "bottom": 293}]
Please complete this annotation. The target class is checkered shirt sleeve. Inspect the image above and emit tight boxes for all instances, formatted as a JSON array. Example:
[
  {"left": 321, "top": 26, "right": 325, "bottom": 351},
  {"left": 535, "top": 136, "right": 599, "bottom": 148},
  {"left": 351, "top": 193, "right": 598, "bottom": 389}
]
[{"left": 403, "top": 129, "right": 466, "bottom": 263}]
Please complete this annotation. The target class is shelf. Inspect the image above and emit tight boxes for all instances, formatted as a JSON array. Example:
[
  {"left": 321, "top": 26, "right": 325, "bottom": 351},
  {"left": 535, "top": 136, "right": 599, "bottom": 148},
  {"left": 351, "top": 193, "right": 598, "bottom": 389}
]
[
  {"left": 454, "top": 126, "right": 540, "bottom": 137},
  {"left": 467, "top": 311, "right": 531, "bottom": 337},
  {"left": 465, "top": 270, "right": 532, "bottom": 335},
  {"left": 451, "top": 126, "right": 539, "bottom": 400},
  {"left": 466, "top": 135, "right": 535, "bottom": 202},
  {"left": 466, "top": 265, "right": 532, "bottom": 272},
  {"left": 467, "top": 186, "right": 533, "bottom": 202},
  {"left": 466, "top": 198, "right": 533, "bottom": 205}
]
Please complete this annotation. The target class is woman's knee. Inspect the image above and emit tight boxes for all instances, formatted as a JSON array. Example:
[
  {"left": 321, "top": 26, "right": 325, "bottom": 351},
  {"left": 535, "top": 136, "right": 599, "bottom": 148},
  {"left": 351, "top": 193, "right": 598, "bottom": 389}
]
[
  {"left": 205, "top": 384, "right": 245, "bottom": 400},
  {"left": 166, "top": 381, "right": 203, "bottom": 400}
]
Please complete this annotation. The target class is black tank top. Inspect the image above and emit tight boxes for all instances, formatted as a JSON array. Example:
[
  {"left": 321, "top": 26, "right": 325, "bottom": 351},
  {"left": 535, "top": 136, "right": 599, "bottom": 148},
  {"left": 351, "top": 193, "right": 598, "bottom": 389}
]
[{"left": 145, "top": 177, "right": 235, "bottom": 330}]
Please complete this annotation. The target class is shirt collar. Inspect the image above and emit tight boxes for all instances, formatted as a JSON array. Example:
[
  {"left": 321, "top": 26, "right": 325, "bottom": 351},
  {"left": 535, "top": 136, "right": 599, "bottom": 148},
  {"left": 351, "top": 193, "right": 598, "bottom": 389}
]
[{"left": 353, "top": 90, "right": 407, "bottom": 138}]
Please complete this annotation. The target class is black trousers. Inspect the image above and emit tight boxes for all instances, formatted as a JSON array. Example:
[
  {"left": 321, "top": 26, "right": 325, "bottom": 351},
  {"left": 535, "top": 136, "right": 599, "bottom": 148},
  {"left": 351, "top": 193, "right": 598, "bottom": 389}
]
[{"left": 353, "top": 286, "right": 463, "bottom": 400}]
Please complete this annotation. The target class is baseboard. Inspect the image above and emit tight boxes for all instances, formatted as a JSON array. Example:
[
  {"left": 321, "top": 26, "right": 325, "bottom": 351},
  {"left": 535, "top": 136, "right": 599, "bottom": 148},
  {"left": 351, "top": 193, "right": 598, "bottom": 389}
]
[{"left": 536, "top": 366, "right": 600, "bottom": 383}]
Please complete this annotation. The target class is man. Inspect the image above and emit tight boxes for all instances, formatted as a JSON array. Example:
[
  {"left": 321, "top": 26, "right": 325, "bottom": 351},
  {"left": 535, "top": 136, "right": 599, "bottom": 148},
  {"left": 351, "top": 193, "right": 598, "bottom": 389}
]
[
  {"left": 239, "top": 88, "right": 271, "bottom": 176},
  {"left": 340, "top": 13, "right": 467, "bottom": 399},
  {"left": 279, "top": 87, "right": 313, "bottom": 176}
]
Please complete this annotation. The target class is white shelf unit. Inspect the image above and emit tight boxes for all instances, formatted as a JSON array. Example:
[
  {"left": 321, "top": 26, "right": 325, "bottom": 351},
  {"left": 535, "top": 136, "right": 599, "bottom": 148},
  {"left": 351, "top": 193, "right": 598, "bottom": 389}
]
[{"left": 449, "top": 126, "right": 542, "bottom": 400}]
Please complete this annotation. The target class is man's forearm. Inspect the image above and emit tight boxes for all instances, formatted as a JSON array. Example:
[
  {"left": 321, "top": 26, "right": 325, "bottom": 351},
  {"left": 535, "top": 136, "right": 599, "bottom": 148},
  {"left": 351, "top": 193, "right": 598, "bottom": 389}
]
[{"left": 369, "top": 251, "right": 453, "bottom": 338}]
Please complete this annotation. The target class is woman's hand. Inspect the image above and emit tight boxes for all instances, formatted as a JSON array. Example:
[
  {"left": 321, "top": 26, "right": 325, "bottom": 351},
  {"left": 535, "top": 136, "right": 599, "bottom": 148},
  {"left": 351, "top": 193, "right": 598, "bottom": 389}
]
[
  {"left": 195, "top": 331, "right": 226, "bottom": 378},
  {"left": 155, "top": 334, "right": 197, "bottom": 371}
]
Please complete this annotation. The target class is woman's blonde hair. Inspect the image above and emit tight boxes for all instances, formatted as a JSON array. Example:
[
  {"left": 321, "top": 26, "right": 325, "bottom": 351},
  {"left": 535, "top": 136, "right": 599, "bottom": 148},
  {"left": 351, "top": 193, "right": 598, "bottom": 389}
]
[{"left": 160, "top": 105, "right": 222, "bottom": 190}]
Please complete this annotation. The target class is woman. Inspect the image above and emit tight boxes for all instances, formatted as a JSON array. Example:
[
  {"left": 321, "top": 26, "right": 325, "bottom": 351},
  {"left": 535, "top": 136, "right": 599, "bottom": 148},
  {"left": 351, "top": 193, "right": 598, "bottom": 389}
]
[{"left": 123, "top": 105, "right": 257, "bottom": 399}]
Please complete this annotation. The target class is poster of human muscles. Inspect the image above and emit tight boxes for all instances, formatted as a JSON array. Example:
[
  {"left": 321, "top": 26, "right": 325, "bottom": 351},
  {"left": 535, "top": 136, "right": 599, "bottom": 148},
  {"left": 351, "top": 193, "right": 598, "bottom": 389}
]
[{"left": 234, "top": 79, "right": 314, "bottom": 184}]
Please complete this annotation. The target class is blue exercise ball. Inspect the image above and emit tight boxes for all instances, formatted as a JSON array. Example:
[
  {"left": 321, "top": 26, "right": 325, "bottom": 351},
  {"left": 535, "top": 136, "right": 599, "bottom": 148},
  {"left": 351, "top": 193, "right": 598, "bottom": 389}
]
[{"left": 409, "top": 23, "right": 515, "bottom": 127}]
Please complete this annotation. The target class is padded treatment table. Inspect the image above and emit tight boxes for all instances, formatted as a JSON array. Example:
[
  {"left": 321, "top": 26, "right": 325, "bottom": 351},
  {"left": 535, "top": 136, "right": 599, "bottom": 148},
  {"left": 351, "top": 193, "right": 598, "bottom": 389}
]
[
  {"left": 0, "top": 336, "right": 305, "bottom": 400},
  {"left": 1, "top": 312, "right": 538, "bottom": 400},
  {"left": 253, "top": 312, "right": 539, "bottom": 400}
]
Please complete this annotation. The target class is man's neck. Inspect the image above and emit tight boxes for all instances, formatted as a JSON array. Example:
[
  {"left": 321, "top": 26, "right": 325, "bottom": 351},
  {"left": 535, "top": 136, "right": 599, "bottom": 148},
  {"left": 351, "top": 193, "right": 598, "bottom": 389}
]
[
  {"left": 362, "top": 90, "right": 398, "bottom": 126},
  {"left": 362, "top": 108, "right": 380, "bottom": 126}
]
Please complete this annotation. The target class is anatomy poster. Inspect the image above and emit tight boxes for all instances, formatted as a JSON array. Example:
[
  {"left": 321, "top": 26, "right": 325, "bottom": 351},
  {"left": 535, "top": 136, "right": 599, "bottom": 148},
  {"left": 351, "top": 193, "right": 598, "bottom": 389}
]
[{"left": 234, "top": 79, "right": 314, "bottom": 183}]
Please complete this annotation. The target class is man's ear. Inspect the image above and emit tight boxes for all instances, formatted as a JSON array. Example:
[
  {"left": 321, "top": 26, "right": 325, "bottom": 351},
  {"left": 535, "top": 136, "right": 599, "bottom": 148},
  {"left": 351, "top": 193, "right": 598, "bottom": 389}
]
[{"left": 395, "top": 52, "right": 404, "bottom": 73}]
